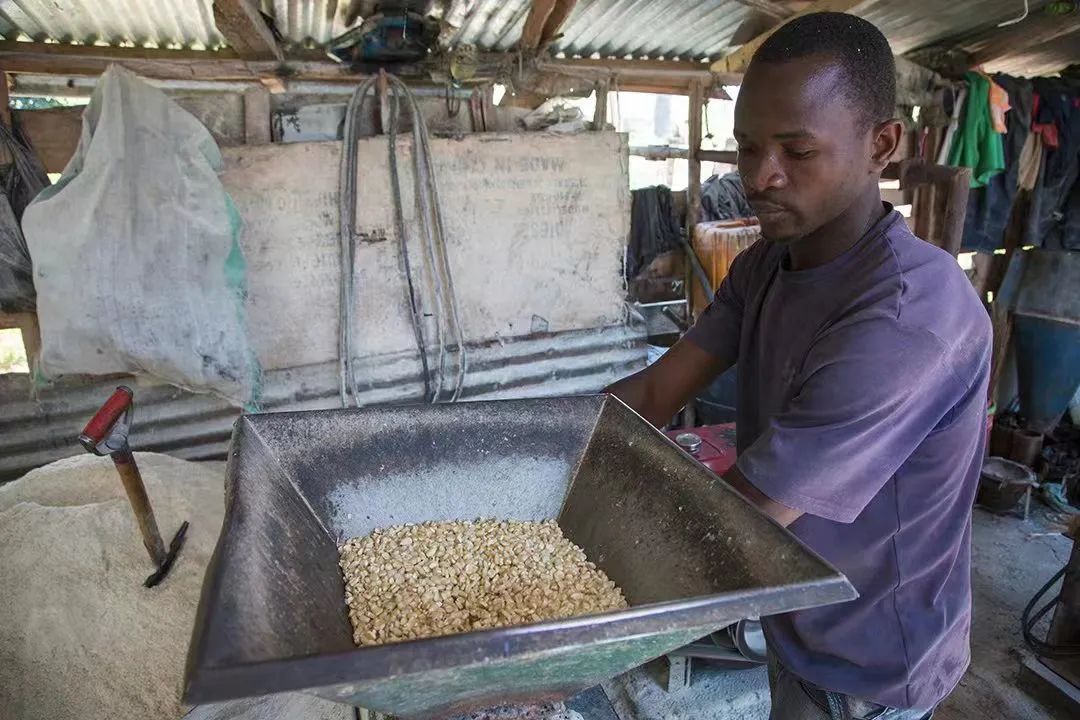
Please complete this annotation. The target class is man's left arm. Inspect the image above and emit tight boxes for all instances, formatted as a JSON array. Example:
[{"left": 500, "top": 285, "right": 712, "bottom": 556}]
[{"left": 727, "top": 320, "right": 972, "bottom": 526}]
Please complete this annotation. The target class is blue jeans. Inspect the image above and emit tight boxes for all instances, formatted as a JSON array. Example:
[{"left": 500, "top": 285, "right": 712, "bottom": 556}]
[{"left": 768, "top": 655, "right": 934, "bottom": 720}]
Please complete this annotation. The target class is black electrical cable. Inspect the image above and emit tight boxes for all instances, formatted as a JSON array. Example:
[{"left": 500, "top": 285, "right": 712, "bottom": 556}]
[
  {"left": 1022, "top": 564, "right": 1080, "bottom": 658},
  {"left": 386, "top": 87, "right": 434, "bottom": 402}
]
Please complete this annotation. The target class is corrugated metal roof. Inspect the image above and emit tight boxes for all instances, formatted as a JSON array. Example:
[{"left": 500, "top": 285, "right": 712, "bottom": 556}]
[
  {"left": 263, "top": 0, "right": 348, "bottom": 46},
  {"left": 0, "top": 0, "right": 1076, "bottom": 75},
  {"left": 860, "top": 0, "right": 1060, "bottom": 56},
  {"left": 445, "top": 0, "right": 753, "bottom": 59},
  {"left": 0, "top": 0, "right": 226, "bottom": 49}
]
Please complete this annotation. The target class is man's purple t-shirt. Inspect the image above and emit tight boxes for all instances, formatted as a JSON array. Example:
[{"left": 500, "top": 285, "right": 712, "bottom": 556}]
[{"left": 685, "top": 206, "right": 991, "bottom": 710}]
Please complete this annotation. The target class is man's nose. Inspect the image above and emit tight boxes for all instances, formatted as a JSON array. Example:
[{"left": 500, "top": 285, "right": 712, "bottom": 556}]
[{"left": 740, "top": 152, "right": 787, "bottom": 194}]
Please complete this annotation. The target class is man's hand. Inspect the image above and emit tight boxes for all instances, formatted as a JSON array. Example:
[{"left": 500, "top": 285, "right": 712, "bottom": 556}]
[
  {"left": 604, "top": 338, "right": 729, "bottom": 427},
  {"left": 605, "top": 339, "right": 803, "bottom": 528}
]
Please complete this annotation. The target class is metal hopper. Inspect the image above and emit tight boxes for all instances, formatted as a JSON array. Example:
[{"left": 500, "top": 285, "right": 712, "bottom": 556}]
[{"left": 184, "top": 395, "right": 854, "bottom": 718}]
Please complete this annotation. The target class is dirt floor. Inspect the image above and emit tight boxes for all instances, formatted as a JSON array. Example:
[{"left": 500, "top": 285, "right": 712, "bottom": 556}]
[
  {"left": 596, "top": 506, "right": 1076, "bottom": 720},
  {"left": 936, "top": 506, "right": 1074, "bottom": 720}
]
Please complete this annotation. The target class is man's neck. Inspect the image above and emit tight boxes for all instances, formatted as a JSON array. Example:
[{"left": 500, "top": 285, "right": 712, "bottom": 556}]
[{"left": 787, "top": 185, "right": 886, "bottom": 272}]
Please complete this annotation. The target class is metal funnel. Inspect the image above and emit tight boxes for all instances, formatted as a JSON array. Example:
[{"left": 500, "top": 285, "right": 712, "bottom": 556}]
[{"left": 184, "top": 395, "right": 854, "bottom": 718}]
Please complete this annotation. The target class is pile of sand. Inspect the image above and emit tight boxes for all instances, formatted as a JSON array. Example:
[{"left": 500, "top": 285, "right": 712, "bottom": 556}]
[
  {"left": 0, "top": 453, "right": 226, "bottom": 720},
  {"left": 0, "top": 452, "right": 353, "bottom": 720}
]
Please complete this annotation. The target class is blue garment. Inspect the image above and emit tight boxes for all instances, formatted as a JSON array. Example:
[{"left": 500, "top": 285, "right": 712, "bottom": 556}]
[
  {"left": 1031, "top": 78, "right": 1080, "bottom": 250},
  {"left": 687, "top": 207, "right": 991, "bottom": 709}
]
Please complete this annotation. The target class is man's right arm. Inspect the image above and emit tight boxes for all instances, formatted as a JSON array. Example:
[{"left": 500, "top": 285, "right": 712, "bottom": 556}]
[
  {"left": 609, "top": 240, "right": 757, "bottom": 426},
  {"left": 604, "top": 339, "right": 730, "bottom": 427}
]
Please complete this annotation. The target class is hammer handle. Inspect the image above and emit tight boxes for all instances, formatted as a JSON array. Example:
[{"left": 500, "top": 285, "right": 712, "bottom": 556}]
[
  {"left": 80, "top": 386, "right": 134, "bottom": 449},
  {"left": 113, "top": 450, "right": 167, "bottom": 566}
]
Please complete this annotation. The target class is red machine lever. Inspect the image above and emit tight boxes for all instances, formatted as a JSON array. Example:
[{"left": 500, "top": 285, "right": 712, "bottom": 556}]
[{"left": 79, "top": 385, "right": 134, "bottom": 452}]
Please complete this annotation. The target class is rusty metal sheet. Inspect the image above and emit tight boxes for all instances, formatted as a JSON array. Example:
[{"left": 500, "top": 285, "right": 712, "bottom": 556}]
[{"left": 0, "top": 325, "right": 646, "bottom": 483}]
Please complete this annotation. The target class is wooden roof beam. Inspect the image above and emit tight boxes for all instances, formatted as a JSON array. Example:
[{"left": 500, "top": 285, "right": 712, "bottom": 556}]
[
  {"left": 212, "top": 0, "right": 283, "bottom": 61},
  {"left": 0, "top": 41, "right": 351, "bottom": 84},
  {"left": 520, "top": 0, "right": 578, "bottom": 50},
  {"left": 711, "top": 0, "right": 864, "bottom": 74}
]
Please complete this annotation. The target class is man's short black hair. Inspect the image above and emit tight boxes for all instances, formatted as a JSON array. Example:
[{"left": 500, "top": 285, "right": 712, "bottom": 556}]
[{"left": 751, "top": 12, "right": 896, "bottom": 128}]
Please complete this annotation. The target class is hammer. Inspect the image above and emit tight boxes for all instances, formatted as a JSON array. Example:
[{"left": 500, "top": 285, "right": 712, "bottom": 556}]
[{"left": 79, "top": 386, "right": 189, "bottom": 588}]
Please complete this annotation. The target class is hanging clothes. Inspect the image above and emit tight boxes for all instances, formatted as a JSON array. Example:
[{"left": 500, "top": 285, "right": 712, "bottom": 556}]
[
  {"left": 948, "top": 72, "right": 1006, "bottom": 188},
  {"left": 988, "top": 76, "right": 1011, "bottom": 134},
  {"left": 1029, "top": 77, "right": 1080, "bottom": 250},
  {"left": 700, "top": 172, "right": 752, "bottom": 222},
  {"left": 960, "top": 74, "right": 1031, "bottom": 252},
  {"left": 1017, "top": 132, "right": 1042, "bottom": 192},
  {"left": 937, "top": 86, "right": 967, "bottom": 166}
]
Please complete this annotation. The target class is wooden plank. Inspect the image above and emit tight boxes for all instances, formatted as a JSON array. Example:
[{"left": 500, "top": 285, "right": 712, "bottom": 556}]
[
  {"left": 630, "top": 145, "right": 689, "bottom": 160},
  {"left": 711, "top": 0, "right": 864, "bottom": 73},
  {"left": 0, "top": 41, "right": 347, "bottom": 83},
  {"left": 687, "top": 81, "right": 704, "bottom": 223},
  {"left": 629, "top": 147, "right": 736, "bottom": 164},
  {"left": 520, "top": 0, "right": 577, "bottom": 50},
  {"left": 940, "top": 166, "right": 972, "bottom": 258},
  {"left": 0, "top": 71, "right": 10, "bottom": 165},
  {"left": 539, "top": 0, "right": 578, "bottom": 47},
  {"left": 212, "top": 0, "right": 283, "bottom": 61},
  {"left": 698, "top": 149, "right": 737, "bottom": 164},
  {"left": 243, "top": 86, "right": 271, "bottom": 144},
  {"left": 686, "top": 80, "right": 704, "bottom": 321},
  {"left": 549, "top": 57, "right": 740, "bottom": 85},
  {"left": 521, "top": 0, "right": 558, "bottom": 50},
  {"left": 13, "top": 106, "right": 81, "bottom": 174},
  {"left": 0, "top": 71, "right": 10, "bottom": 128}
]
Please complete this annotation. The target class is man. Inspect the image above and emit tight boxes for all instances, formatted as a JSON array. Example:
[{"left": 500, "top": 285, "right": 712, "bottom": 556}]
[{"left": 607, "top": 13, "right": 991, "bottom": 720}]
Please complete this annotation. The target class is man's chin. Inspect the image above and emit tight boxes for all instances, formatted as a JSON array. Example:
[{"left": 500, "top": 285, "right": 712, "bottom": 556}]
[{"left": 757, "top": 218, "right": 802, "bottom": 244}]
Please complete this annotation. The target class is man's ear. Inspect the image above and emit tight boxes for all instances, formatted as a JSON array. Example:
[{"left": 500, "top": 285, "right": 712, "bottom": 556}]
[{"left": 870, "top": 119, "right": 904, "bottom": 172}]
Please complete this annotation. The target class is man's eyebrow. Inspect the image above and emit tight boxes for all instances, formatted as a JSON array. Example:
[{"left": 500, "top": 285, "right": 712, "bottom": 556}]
[{"left": 772, "top": 130, "right": 816, "bottom": 140}]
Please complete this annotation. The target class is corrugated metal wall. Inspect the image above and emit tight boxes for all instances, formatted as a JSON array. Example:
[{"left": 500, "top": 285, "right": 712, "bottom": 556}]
[{"left": 0, "top": 325, "right": 646, "bottom": 482}]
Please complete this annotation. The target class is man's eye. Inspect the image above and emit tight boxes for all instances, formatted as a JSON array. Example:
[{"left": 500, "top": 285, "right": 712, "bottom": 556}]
[{"left": 785, "top": 148, "right": 816, "bottom": 160}]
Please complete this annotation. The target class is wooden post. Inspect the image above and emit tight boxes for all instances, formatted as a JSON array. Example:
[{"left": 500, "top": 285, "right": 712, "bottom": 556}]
[
  {"left": 0, "top": 71, "right": 11, "bottom": 166},
  {"left": 681, "top": 80, "right": 705, "bottom": 429},
  {"left": 686, "top": 80, "right": 704, "bottom": 283},
  {"left": 592, "top": 80, "right": 609, "bottom": 131},
  {"left": 0, "top": 71, "right": 11, "bottom": 129},
  {"left": 940, "top": 166, "right": 972, "bottom": 258}
]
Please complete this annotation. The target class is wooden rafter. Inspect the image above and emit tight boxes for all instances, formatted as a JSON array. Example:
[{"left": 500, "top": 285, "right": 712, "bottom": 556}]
[
  {"left": 519, "top": 0, "right": 578, "bottom": 50},
  {"left": 0, "top": 41, "right": 340, "bottom": 83},
  {"left": 0, "top": 41, "right": 743, "bottom": 98},
  {"left": 212, "top": 0, "right": 283, "bottom": 61},
  {"left": 711, "top": 0, "right": 864, "bottom": 73}
]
